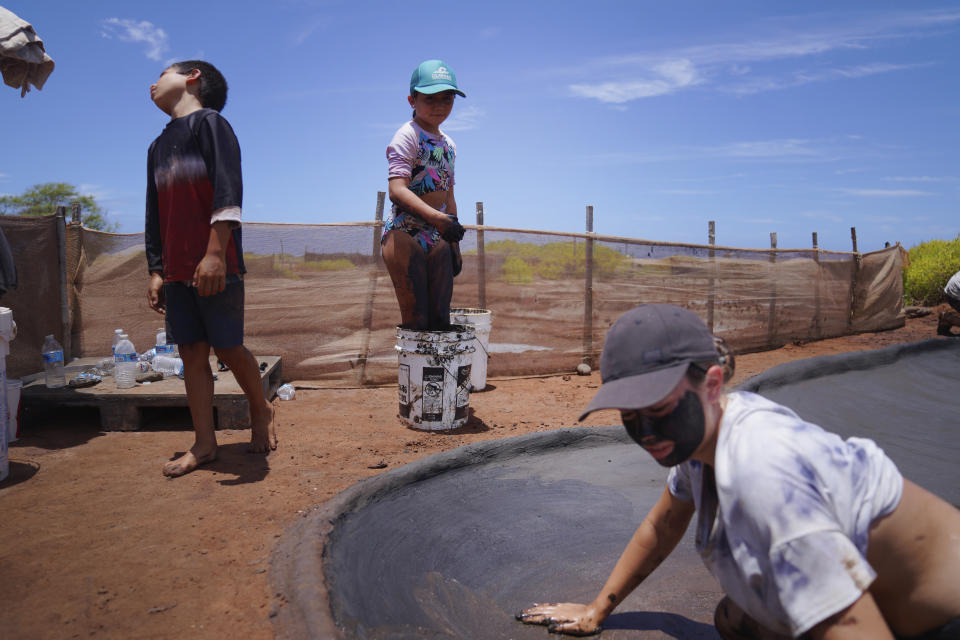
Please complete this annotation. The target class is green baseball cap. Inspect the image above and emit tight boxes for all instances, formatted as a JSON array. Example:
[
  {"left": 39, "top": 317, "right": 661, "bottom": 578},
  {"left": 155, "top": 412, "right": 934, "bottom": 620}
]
[{"left": 410, "top": 60, "right": 466, "bottom": 97}]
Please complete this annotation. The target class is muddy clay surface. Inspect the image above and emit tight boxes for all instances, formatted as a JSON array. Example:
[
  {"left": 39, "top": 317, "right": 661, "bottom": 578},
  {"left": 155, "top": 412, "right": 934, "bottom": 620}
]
[{"left": 0, "top": 309, "right": 950, "bottom": 639}]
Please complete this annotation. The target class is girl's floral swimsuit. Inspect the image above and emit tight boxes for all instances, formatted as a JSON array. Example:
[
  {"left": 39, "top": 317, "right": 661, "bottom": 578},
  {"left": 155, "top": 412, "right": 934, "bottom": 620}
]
[{"left": 383, "top": 120, "right": 456, "bottom": 252}]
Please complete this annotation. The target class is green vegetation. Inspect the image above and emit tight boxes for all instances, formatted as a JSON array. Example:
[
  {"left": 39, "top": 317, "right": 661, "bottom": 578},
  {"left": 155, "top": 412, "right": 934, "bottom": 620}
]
[
  {"left": 239, "top": 252, "right": 356, "bottom": 277},
  {"left": 301, "top": 258, "right": 355, "bottom": 271},
  {"left": 485, "top": 239, "right": 629, "bottom": 282},
  {"left": 501, "top": 256, "right": 533, "bottom": 284},
  {"left": 0, "top": 182, "right": 116, "bottom": 231},
  {"left": 273, "top": 266, "right": 299, "bottom": 279},
  {"left": 903, "top": 235, "right": 960, "bottom": 306}
]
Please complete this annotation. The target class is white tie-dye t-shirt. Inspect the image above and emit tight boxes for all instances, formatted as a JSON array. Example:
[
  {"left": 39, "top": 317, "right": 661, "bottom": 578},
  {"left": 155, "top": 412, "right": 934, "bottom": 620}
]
[
  {"left": 944, "top": 270, "right": 960, "bottom": 301},
  {"left": 667, "top": 391, "right": 903, "bottom": 637}
]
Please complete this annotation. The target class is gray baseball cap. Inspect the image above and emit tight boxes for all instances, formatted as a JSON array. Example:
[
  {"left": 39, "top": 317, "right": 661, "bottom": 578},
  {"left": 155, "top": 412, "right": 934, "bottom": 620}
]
[{"left": 579, "top": 304, "right": 719, "bottom": 421}]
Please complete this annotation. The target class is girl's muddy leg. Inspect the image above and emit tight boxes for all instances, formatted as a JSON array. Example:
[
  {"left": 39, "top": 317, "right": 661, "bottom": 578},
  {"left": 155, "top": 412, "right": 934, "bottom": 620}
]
[
  {"left": 383, "top": 230, "right": 430, "bottom": 330},
  {"left": 426, "top": 239, "right": 453, "bottom": 329}
]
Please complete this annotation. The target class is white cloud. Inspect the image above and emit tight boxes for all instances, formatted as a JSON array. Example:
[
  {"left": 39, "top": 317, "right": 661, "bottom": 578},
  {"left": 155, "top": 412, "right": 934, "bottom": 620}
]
[
  {"left": 101, "top": 18, "right": 169, "bottom": 61},
  {"left": 835, "top": 188, "right": 933, "bottom": 197},
  {"left": 570, "top": 59, "right": 700, "bottom": 103},
  {"left": 801, "top": 210, "right": 844, "bottom": 223},
  {"left": 78, "top": 183, "right": 111, "bottom": 200},
  {"left": 442, "top": 104, "right": 485, "bottom": 132},
  {"left": 706, "top": 138, "right": 821, "bottom": 158},
  {"left": 726, "top": 62, "right": 924, "bottom": 95},
  {"left": 655, "top": 189, "right": 719, "bottom": 195},
  {"left": 883, "top": 175, "right": 959, "bottom": 183},
  {"left": 579, "top": 136, "right": 846, "bottom": 165},
  {"left": 565, "top": 9, "right": 959, "bottom": 104},
  {"left": 291, "top": 16, "right": 329, "bottom": 47}
]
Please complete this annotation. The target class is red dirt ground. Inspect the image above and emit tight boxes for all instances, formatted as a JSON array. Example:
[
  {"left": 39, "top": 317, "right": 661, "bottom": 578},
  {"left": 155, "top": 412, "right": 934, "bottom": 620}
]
[{"left": 0, "top": 309, "right": 950, "bottom": 639}]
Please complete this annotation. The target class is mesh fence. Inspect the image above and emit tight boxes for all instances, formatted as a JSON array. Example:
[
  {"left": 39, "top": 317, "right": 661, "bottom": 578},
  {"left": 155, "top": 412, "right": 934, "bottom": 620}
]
[{"left": 1, "top": 212, "right": 905, "bottom": 384}]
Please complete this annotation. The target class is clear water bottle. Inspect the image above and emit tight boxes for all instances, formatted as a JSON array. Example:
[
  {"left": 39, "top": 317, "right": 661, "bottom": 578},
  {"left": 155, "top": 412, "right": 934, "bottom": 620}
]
[
  {"left": 155, "top": 327, "right": 175, "bottom": 356},
  {"left": 114, "top": 333, "right": 137, "bottom": 389},
  {"left": 42, "top": 334, "right": 66, "bottom": 388},
  {"left": 154, "top": 327, "right": 178, "bottom": 375},
  {"left": 111, "top": 328, "right": 124, "bottom": 355}
]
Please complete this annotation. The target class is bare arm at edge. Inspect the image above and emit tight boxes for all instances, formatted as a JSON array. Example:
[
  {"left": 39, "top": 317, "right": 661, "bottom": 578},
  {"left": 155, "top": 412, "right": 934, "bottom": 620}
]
[{"left": 518, "top": 486, "right": 695, "bottom": 635}]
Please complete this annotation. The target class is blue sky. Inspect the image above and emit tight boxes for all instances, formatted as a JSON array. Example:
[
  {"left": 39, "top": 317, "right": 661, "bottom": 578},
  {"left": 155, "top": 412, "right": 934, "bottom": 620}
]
[{"left": 2, "top": 1, "right": 958, "bottom": 252}]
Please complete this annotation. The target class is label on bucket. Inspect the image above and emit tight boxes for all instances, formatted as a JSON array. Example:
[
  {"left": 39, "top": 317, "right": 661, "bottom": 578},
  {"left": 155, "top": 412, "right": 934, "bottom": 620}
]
[
  {"left": 456, "top": 364, "right": 471, "bottom": 419},
  {"left": 422, "top": 367, "right": 444, "bottom": 422},
  {"left": 457, "top": 364, "right": 471, "bottom": 391},
  {"left": 398, "top": 364, "right": 411, "bottom": 419},
  {"left": 398, "top": 364, "right": 410, "bottom": 404}
]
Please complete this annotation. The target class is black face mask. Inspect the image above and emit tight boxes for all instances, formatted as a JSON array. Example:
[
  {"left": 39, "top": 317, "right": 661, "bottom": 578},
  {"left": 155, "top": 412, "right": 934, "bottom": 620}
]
[{"left": 622, "top": 390, "right": 705, "bottom": 467}]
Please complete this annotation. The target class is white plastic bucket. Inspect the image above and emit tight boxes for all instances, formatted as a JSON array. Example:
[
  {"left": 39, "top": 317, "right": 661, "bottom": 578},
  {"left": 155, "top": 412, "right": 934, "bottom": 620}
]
[
  {"left": 449, "top": 308, "right": 492, "bottom": 391},
  {"left": 6, "top": 379, "right": 21, "bottom": 443},
  {"left": 396, "top": 324, "right": 475, "bottom": 430}
]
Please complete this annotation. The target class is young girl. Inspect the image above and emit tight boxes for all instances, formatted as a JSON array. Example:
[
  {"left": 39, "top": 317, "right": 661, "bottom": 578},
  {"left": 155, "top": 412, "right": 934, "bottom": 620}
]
[
  {"left": 381, "top": 59, "right": 466, "bottom": 330},
  {"left": 519, "top": 304, "right": 960, "bottom": 639}
]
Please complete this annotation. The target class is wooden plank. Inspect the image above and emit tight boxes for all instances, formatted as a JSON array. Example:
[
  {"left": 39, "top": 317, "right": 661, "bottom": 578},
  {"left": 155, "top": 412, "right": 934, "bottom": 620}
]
[{"left": 20, "top": 355, "right": 281, "bottom": 431}]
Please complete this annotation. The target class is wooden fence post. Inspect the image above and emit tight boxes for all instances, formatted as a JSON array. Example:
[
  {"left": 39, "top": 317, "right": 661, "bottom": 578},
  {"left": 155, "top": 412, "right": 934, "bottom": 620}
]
[
  {"left": 356, "top": 191, "right": 386, "bottom": 384},
  {"left": 55, "top": 206, "right": 71, "bottom": 361},
  {"left": 767, "top": 232, "right": 778, "bottom": 347},
  {"left": 848, "top": 227, "right": 861, "bottom": 331},
  {"left": 583, "top": 206, "right": 594, "bottom": 366},
  {"left": 812, "top": 232, "right": 822, "bottom": 339},
  {"left": 476, "top": 202, "right": 486, "bottom": 309},
  {"left": 707, "top": 220, "right": 716, "bottom": 332}
]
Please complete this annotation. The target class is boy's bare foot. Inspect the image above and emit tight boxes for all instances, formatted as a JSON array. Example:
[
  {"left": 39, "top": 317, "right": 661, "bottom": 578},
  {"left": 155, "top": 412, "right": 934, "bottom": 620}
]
[
  {"left": 248, "top": 402, "right": 277, "bottom": 453},
  {"left": 162, "top": 446, "right": 217, "bottom": 477}
]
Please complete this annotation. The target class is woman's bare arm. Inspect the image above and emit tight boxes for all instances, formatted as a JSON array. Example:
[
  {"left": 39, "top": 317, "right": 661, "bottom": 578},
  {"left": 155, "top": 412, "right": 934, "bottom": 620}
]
[
  {"left": 518, "top": 486, "right": 695, "bottom": 635},
  {"left": 810, "top": 591, "right": 895, "bottom": 640}
]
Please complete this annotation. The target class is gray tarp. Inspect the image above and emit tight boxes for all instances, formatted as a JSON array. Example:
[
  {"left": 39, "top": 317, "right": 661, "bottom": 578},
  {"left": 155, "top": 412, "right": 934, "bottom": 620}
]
[{"left": 0, "top": 6, "right": 54, "bottom": 96}]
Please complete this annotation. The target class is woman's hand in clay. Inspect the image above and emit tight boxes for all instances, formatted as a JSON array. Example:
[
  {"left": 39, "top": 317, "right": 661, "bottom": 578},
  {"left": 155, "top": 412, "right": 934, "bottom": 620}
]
[{"left": 516, "top": 602, "right": 603, "bottom": 636}]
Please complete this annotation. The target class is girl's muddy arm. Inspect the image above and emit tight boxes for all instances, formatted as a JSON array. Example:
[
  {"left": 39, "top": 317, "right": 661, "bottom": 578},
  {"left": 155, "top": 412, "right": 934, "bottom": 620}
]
[
  {"left": 518, "top": 486, "right": 695, "bottom": 635},
  {"left": 387, "top": 177, "right": 453, "bottom": 232},
  {"left": 446, "top": 187, "right": 462, "bottom": 273}
]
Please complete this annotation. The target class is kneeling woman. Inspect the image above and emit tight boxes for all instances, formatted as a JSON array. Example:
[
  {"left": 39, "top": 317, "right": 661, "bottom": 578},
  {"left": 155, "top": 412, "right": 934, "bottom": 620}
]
[
  {"left": 519, "top": 304, "right": 960, "bottom": 639},
  {"left": 382, "top": 59, "right": 466, "bottom": 330}
]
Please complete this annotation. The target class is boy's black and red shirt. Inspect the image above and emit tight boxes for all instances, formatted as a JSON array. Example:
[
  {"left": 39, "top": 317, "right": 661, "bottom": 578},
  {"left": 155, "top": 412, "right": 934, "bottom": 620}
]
[{"left": 145, "top": 107, "right": 245, "bottom": 282}]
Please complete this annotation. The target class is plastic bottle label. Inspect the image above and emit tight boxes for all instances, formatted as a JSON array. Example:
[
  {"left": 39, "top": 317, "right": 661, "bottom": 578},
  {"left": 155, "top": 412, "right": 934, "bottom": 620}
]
[
  {"left": 156, "top": 344, "right": 175, "bottom": 355},
  {"left": 43, "top": 351, "right": 64, "bottom": 364},
  {"left": 114, "top": 353, "right": 138, "bottom": 363}
]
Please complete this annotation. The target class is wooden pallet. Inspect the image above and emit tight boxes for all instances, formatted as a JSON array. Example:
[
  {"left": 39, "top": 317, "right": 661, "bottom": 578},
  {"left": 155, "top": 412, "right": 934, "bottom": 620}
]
[{"left": 21, "top": 355, "right": 282, "bottom": 431}]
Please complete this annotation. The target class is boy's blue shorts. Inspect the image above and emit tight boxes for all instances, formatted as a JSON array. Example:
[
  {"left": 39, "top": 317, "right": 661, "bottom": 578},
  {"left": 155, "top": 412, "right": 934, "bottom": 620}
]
[{"left": 163, "top": 276, "right": 244, "bottom": 348}]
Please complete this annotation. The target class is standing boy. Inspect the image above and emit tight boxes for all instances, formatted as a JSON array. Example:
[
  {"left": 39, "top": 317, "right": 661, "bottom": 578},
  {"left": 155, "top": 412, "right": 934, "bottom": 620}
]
[{"left": 145, "top": 60, "right": 276, "bottom": 477}]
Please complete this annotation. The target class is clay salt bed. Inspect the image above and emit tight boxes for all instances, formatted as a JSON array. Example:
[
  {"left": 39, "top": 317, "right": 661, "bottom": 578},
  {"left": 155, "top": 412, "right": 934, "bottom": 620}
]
[
  {"left": 0, "top": 309, "right": 953, "bottom": 639},
  {"left": 276, "top": 337, "right": 960, "bottom": 639}
]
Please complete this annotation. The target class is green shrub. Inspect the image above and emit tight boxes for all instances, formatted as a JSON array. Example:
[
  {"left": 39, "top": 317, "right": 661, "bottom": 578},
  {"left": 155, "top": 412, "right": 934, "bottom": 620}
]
[
  {"left": 273, "top": 265, "right": 299, "bottom": 279},
  {"left": 903, "top": 236, "right": 960, "bottom": 306},
  {"left": 487, "top": 239, "right": 628, "bottom": 280},
  {"left": 501, "top": 256, "right": 533, "bottom": 284},
  {"left": 301, "top": 258, "right": 355, "bottom": 272}
]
